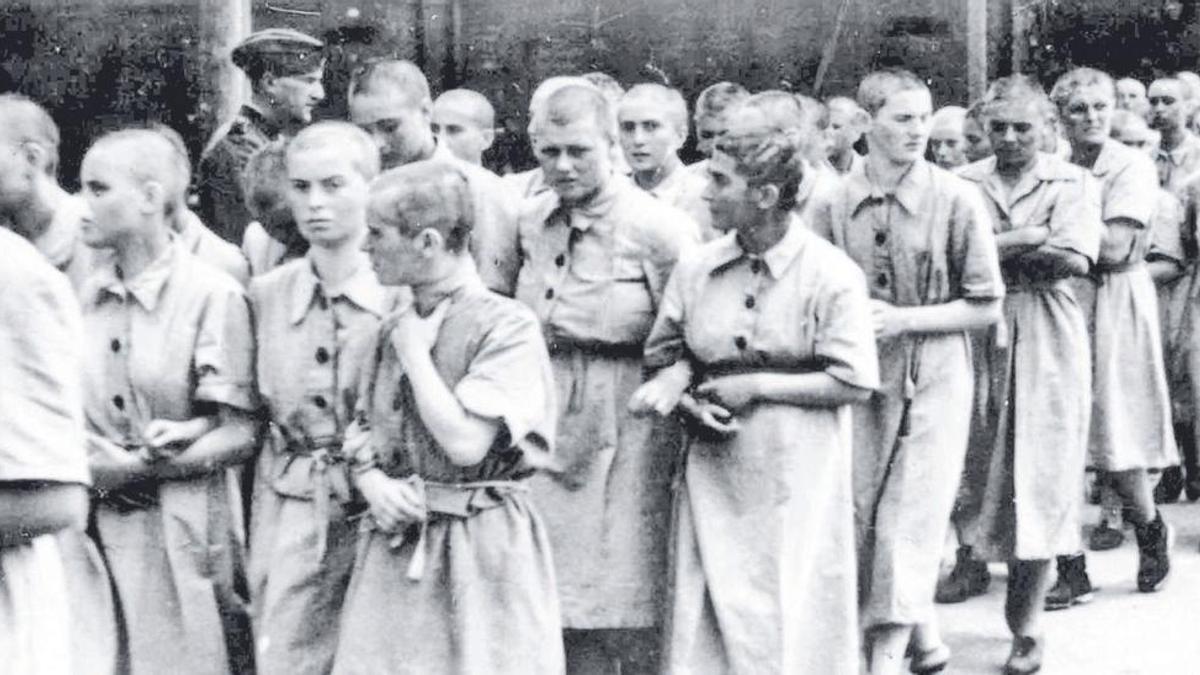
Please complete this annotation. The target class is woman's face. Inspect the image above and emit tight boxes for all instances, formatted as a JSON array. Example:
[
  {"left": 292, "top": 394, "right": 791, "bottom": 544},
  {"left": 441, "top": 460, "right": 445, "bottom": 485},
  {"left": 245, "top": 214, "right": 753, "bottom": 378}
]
[
  {"left": 1061, "top": 83, "right": 1114, "bottom": 148},
  {"left": 286, "top": 144, "right": 370, "bottom": 249},
  {"left": 987, "top": 99, "right": 1043, "bottom": 172},
  {"left": 702, "top": 149, "right": 760, "bottom": 235},
  {"left": 962, "top": 116, "right": 993, "bottom": 163}
]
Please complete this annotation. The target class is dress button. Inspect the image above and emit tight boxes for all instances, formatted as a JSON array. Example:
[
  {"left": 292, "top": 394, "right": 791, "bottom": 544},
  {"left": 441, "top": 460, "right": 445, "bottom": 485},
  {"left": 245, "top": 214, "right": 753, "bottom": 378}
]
[
  {"left": 744, "top": 296, "right": 756, "bottom": 309},
  {"left": 315, "top": 347, "right": 330, "bottom": 364},
  {"left": 876, "top": 273, "right": 889, "bottom": 287},
  {"left": 313, "top": 396, "right": 328, "bottom": 409},
  {"left": 110, "top": 339, "right": 121, "bottom": 353},
  {"left": 545, "top": 289, "right": 555, "bottom": 300},
  {"left": 734, "top": 336, "right": 747, "bottom": 349},
  {"left": 875, "top": 231, "right": 887, "bottom": 245},
  {"left": 112, "top": 395, "right": 125, "bottom": 410},
  {"left": 750, "top": 260, "right": 762, "bottom": 274},
  {"left": 555, "top": 254, "right": 566, "bottom": 267}
]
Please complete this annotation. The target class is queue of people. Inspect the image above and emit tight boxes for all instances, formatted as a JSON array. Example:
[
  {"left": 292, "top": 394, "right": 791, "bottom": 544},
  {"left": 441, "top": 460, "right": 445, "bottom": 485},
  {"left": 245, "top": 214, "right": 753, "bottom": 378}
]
[{"left": 3, "top": 24, "right": 1200, "bottom": 675}]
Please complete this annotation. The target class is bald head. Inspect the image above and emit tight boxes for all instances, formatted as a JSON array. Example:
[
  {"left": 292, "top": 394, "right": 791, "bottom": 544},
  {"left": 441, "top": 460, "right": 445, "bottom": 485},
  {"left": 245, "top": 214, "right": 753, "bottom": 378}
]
[
  {"left": 534, "top": 84, "right": 616, "bottom": 145},
  {"left": 433, "top": 89, "right": 496, "bottom": 164},
  {"left": 0, "top": 93, "right": 60, "bottom": 176},
  {"left": 620, "top": 83, "right": 688, "bottom": 134},
  {"left": 929, "top": 106, "right": 968, "bottom": 169},
  {"left": 86, "top": 129, "right": 186, "bottom": 217}
]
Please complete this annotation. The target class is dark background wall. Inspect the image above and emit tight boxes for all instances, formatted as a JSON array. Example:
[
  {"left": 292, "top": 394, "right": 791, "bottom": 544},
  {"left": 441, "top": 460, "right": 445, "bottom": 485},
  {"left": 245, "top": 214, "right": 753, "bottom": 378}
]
[{"left": 5, "top": 0, "right": 1197, "bottom": 186}]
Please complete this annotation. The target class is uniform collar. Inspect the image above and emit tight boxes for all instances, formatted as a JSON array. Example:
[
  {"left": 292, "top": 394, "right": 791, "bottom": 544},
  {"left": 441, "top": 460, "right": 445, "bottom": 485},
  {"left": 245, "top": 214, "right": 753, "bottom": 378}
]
[
  {"left": 708, "top": 213, "right": 808, "bottom": 280},
  {"left": 89, "top": 239, "right": 179, "bottom": 312},
  {"left": 1157, "top": 131, "right": 1200, "bottom": 166},
  {"left": 289, "top": 253, "right": 389, "bottom": 325},
  {"left": 1089, "top": 139, "right": 1127, "bottom": 179},
  {"left": 240, "top": 103, "right": 283, "bottom": 138},
  {"left": 844, "top": 158, "right": 930, "bottom": 216},
  {"left": 543, "top": 173, "right": 623, "bottom": 232}
]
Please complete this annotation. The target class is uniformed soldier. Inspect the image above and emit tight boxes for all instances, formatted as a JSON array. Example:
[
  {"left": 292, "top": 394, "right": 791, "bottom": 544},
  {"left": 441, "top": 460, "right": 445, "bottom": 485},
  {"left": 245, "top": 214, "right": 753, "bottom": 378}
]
[{"left": 197, "top": 28, "right": 325, "bottom": 244}]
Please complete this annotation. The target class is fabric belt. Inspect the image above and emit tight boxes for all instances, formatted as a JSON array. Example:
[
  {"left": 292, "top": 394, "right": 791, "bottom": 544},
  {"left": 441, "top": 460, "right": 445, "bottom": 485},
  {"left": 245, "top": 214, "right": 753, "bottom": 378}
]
[
  {"left": 373, "top": 476, "right": 528, "bottom": 581},
  {"left": 546, "top": 339, "right": 643, "bottom": 360},
  {"left": 1093, "top": 259, "right": 1143, "bottom": 275},
  {"left": 280, "top": 434, "right": 357, "bottom": 560}
]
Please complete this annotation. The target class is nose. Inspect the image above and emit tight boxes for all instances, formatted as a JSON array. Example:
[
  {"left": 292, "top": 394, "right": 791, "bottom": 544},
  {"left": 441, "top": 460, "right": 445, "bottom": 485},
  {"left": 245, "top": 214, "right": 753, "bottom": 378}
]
[
  {"left": 307, "top": 186, "right": 328, "bottom": 209},
  {"left": 312, "top": 81, "right": 326, "bottom": 102},
  {"left": 552, "top": 151, "right": 572, "bottom": 173},
  {"left": 700, "top": 178, "right": 714, "bottom": 202},
  {"left": 1002, "top": 126, "right": 1018, "bottom": 143}
]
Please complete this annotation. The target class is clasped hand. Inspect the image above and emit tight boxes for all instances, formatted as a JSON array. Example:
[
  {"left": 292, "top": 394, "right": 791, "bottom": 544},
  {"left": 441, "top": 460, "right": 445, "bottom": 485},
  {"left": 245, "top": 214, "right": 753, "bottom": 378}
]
[{"left": 357, "top": 470, "right": 428, "bottom": 533}]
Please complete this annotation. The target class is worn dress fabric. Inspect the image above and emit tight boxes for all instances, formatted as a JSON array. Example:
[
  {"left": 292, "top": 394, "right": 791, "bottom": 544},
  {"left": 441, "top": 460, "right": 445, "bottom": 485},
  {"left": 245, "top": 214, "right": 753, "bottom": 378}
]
[
  {"left": 1072, "top": 141, "right": 1177, "bottom": 471},
  {"left": 645, "top": 164, "right": 714, "bottom": 240},
  {"left": 808, "top": 160, "right": 1004, "bottom": 628},
  {"left": 1154, "top": 134, "right": 1200, "bottom": 424},
  {"left": 0, "top": 229, "right": 94, "bottom": 675},
  {"left": 508, "top": 178, "right": 698, "bottom": 631},
  {"left": 331, "top": 280, "right": 562, "bottom": 675},
  {"left": 958, "top": 154, "right": 1102, "bottom": 560},
  {"left": 645, "top": 219, "right": 879, "bottom": 675},
  {"left": 249, "top": 257, "right": 395, "bottom": 675},
  {"left": 82, "top": 243, "right": 258, "bottom": 675}
]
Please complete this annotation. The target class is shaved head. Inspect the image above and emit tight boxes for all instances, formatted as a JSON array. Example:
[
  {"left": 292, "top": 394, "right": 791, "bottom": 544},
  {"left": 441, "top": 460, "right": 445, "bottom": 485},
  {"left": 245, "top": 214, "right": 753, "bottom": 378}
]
[
  {"left": 620, "top": 83, "right": 688, "bottom": 133},
  {"left": 87, "top": 129, "right": 185, "bottom": 217},
  {"left": 434, "top": 89, "right": 495, "bottom": 130},
  {"left": 0, "top": 93, "right": 60, "bottom": 175}
]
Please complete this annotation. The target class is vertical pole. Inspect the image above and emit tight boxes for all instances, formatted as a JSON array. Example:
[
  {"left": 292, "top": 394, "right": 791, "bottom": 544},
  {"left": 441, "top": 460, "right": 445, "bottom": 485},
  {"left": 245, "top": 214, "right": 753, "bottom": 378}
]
[
  {"left": 196, "top": 0, "right": 251, "bottom": 141},
  {"left": 1011, "top": 0, "right": 1033, "bottom": 74},
  {"left": 966, "top": 0, "right": 988, "bottom": 100}
]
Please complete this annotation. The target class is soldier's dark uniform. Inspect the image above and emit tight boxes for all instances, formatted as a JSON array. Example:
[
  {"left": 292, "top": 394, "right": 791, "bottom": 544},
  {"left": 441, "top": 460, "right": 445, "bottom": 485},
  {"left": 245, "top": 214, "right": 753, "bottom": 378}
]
[{"left": 196, "top": 28, "right": 323, "bottom": 244}]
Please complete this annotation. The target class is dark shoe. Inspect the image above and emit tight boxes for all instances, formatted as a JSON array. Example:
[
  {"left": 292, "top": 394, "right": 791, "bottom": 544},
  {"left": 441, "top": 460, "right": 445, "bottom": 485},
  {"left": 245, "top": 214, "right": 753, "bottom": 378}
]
[
  {"left": 909, "top": 643, "right": 950, "bottom": 674},
  {"left": 1135, "top": 512, "right": 1173, "bottom": 592},
  {"left": 935, "top": 547, "right": 990, "bottom": 604},
  {"left": 1003, "top": 635, "right": 1043, "bottom": 675},
  {"left": 1044, "top": 554, "right": 1094, "bottom": 611},
  {"left": 1088, "top": 521, "right": 1125, "bottom": 551},
  {"left": 1154, "top": 467, "right": 1183, "bottom": 504}
]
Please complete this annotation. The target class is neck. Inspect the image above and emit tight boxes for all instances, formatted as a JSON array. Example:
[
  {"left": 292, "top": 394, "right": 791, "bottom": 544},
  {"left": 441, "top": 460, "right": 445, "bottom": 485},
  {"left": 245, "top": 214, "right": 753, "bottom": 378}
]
[
  {"left": 115, "top": 223, "right": 171, "bottom": 281},
  {"left": 411, "top": 255, "right": 476, "bottom": 314},
  {"left": 997, "top": 153, "right": 1037, "bottom": 181},
  {"left": 864, "top": 152, "right": 914, "bottom": 192},
  {"left": 634, "top": 156, "right": 682, "bottom": 190},
  {"left": 308, "top": 240, "right": 365, "bottom": 288},
  {"left": 248, "top": 92, "right": 288, "bottom": 131},
  {"left": 1161, "top": 125, "right": 1187, "bottom": 150},
  {"left": 738, "top": 210, "right": 791, "bottom": 255},
  {"left": 1070, "top": 140, "right": 1104, "bottom": 168},
  {"left": 5, "top": 176, "right": 68, "bottom": 241}
]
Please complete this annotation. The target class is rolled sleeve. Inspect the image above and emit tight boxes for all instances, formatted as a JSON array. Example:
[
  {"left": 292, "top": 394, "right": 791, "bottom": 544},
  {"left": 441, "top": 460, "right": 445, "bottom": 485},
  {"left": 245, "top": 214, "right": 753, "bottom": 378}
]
[
  {"left": 643, "top": 258, "right": 691, "bottom": 370},
  {"left": 452, "top": 309, "right": 556, "bottom": 469},
  {"left": 1102, "top": 156, "right": 1159, "bottom": 227},
  {"left": 814, "top": 264, "right": 880, "bottom": 391},
  {"left": 194, "top": 284, "right": 259, "bottom": 411}
]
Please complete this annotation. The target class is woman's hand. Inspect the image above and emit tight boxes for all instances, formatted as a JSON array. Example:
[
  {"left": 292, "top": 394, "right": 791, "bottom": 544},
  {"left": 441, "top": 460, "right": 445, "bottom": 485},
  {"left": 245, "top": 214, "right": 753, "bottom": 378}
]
[
  {"left": 678, "top": 393, "right": 741, "bottom": 438},
  {"left": 142, "top": 417, "right": 215, "bottom": 461},
  {"left": 629, "top": 362, "right": 693, "bottom": 417},
  {"left": 391, "top": 300, "right": 450, "bottom": 367},
  {"left": 694, "top": 374, "right": 760, "bottom": 412},
  {"left": 356, "top": 469, "right": 427, "bottom": 533}
]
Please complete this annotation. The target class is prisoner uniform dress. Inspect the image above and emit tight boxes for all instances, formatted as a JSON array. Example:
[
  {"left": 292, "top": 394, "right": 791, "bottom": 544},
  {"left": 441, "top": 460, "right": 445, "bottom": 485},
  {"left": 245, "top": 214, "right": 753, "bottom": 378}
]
[
  {"left": 957, "top": 153, "right": 1102, "bottom": 560},
  {"left": 645, "top": 218, "right": 879, "bottom": 674},
  {"left": 332, "top": 277, "right": 563, "bottom": 675},
  {"left": 808, "top": 159, "right": 1004, "bottom": 628},
  {"left": 82, "top": 241, "right": 258, "bottom": 674},
  {"left": 249, "top": 255, "right": 396, "bottom": 675}
]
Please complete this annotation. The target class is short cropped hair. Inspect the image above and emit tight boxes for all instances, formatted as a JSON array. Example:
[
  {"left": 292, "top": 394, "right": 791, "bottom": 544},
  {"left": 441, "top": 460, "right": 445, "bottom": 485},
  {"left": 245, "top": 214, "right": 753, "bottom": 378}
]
[
  {"left": 695, "top": 82, "right": 750, "bottom": 121},
  {"left": 931, "top": 105, "right": 967, "bottom": 130},
  {"left": 980, "top": 75, "right": 1054, "bottom": 120},
  {"left": 369, "top": 160, "right": 474, "bottom": 253},
  {"left": 87, "top": 129, "right": 183, "bottom": 217},
  {"left": 738, "top": 91, "right": 827, "bottom": 162},
  {"left": 620, "top": 83, "right": 688, "bottom": 133},
  {"left": 715, "top": 100, "right": 805, "bottom": 212},
  {"left": 349, "top": 59, "right": 430, "bottom": 105},
  {"left": 1117, "top": 77, "right": 1146, "bottom": 96},
  {"left": 1050, "top": 67, "right": 1114, "bottom": 111},
  {"left": 287, "top": 121, "right": 381, "bottom": 181},
  {"left": 241, "top": 137, "right": 290, "bottom": 215},
  {"left": 857, "top": 69, "right": 929, "bottom": 115},
  {"left": 0, "top": 93, "right": 60, "bottom": 176},
  {"left": 582, "top": 72, "right": 625, "bottom": 104},
  {"left": 534, "top": 84, "right": 617, "bottom": 144},
  {"left": 434, "top": 89, "right": 495, "bottom": 130}
]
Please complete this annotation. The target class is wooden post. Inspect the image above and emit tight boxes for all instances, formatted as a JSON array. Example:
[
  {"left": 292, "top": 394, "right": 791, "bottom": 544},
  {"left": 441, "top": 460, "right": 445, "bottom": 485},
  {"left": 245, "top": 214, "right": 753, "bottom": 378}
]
[
  {"left": 196, "top": 0, "right": 251, "bottom": 140},
  {"left": 966, "top": 0, "right": 988, "bottom": 101},
  {"left": 1011, "top": 0, "right": 1033, "bottom": 74}
]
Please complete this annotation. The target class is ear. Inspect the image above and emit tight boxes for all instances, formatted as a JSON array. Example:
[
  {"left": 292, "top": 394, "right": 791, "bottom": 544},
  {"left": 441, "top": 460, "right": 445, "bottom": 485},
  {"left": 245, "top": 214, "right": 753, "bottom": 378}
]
[
  {"left": 481, "top": 126, "right": 496, "bottom": 151},
  {"left": 417, "top": 227, "right": 446, "bottom": 256},
  {"left": 260, "top": 72, "right": 280, "bottom": 97},
  {"left": 853, "top": 109, "right": 871, "bottom": 130},
  {"left": 139, "top": 180, "right": 166, "bottom": 216},
  {"left": 752, "top": 183, "right": 780, "bottom": 210},
  {"left": 20, "top": 142, "right": 47, "bottom": 174}
]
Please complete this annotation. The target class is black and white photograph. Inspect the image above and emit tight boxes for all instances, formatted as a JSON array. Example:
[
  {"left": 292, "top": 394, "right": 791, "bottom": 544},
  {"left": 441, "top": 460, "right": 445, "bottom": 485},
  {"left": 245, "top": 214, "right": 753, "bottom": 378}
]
[{"left": 1, "top": 1, "right": 1199, "bottom": 673}]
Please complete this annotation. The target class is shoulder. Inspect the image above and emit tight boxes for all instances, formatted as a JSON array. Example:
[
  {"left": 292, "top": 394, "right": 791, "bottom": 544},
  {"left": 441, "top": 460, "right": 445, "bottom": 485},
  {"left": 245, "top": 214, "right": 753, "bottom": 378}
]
[
  {"left": 248, "top": 256, "right": 305, "bottom": 301},
  {"left": 612, "top": 182, "right": 701, "bottom": 245},
  {"left": 0, "top": 229, "right": 75, "bottom": 311},
  {"left": 1037, "top": 153, "right": 1092, "bottom": 184},
  {"left": 955, "top": 157, "right": 996, "bottom": 183},
  {"left": 175, "top": 248, "right": 248, "bottom": 302},
  {"left": 802, "top": 230, "right": 868, "bottom": 287}
]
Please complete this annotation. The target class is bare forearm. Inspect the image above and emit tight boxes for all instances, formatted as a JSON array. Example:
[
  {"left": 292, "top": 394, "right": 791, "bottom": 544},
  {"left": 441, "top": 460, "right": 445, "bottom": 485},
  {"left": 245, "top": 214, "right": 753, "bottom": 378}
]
[
  {"left": 154, "top": 414, "right": 258, "bottom": 480},
  {"left": 1024, "top": 245, "right": 1090, "bottom": 279},
  {"left": 752, "top": 372, "right": 872, "bottom": 407},
  {"left": 88, "top": 433, "right": 153, "bottom": 490},
  {"left": 890, "top": 298, "right": 1002, "bottom": 335},
  {"left": 403, "top": 351, "right": 497, "bottom": 466},
  {"left": 0, "top": 483, "right": 89, "bottom": 546},
  {"left": 1097, "top": 220, "right": 1140, "bottom": 265},
  {"left": 997, "top": 226, "right": 1050, "bottom": 260}
]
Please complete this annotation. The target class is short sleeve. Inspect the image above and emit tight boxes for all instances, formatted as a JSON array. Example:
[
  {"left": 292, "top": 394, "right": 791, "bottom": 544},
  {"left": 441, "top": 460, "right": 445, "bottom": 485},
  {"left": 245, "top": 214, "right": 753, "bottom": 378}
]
[
  {"left": 1046, "top": 173, "right": 1104, "bottom": 264},
  {"left": 453, "top": 306, "right": 557, "bottom": 470},
  {"left": 0, "top": 266, "right": 90, "bottom": 485},
  {"left": 194, "top": 282, "right": 259, "bottom": 411},
  {"left": 813, "top": 260, "right": 880, "bottom": 391},
  {"left": 1102, "top": 154, "right": 1159, "bottom": 227},
  {"left": 643, "top": 256, "right": 693, "bottom": 370},
  {"left": 950, "top": 187, "right": 1005, "bottom": 300}
]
